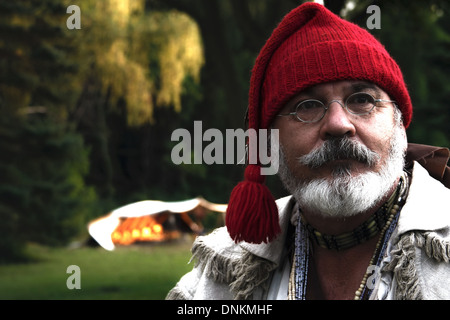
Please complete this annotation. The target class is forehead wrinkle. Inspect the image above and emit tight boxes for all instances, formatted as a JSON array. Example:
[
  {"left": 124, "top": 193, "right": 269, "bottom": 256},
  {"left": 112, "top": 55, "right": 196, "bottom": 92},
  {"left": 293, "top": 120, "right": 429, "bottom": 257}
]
[
  {"left": 350, "top": 81, "right": 382, "bottom": 96},
  {"left": 301, "top": 80, "right": 382, "bottom": 98}
]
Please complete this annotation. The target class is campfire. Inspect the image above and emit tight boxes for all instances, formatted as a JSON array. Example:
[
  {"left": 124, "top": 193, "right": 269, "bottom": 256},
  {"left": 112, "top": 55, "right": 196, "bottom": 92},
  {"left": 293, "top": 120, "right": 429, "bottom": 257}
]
[
  {"left": 110, "top": 212, "right": 195, "bottom": 245},
  {"left": 111, "top": 215, "right": 166, "bottom": 245},
  {"left": 88, "top": 197, "right": 227, "bottom": 250}
]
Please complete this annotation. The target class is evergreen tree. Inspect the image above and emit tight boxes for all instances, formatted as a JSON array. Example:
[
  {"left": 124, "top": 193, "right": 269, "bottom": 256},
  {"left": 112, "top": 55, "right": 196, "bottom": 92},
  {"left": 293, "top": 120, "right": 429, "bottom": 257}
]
[
  {"left": 0, "top": 115, "right": 96, "bottom": 262},
  {"left": 0, "top": 0, "right": 95, "bottom": 261}
]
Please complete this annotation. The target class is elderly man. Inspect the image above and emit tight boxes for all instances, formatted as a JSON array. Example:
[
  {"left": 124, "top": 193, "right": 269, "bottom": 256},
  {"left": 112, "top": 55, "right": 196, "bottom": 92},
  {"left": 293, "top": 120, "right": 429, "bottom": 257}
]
[{"left": 167, "top": 3, "right": 450, "bottom": 300}]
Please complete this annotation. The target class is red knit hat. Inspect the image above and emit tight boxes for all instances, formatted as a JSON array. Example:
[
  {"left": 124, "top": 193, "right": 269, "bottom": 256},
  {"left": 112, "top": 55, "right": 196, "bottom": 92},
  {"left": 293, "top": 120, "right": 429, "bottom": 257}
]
[{"left": 226, "top": 2, "right": 413, "bottom": 244}]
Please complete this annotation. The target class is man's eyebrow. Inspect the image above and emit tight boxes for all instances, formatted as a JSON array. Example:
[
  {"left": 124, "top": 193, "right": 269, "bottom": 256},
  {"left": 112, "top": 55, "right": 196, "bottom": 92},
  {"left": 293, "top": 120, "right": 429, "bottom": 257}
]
[
  {"left": 350, "top": 82, "right": 382, "bottom": 94},
  {"left": 298, "top": 86, "right": 315, "bottom": 96}
]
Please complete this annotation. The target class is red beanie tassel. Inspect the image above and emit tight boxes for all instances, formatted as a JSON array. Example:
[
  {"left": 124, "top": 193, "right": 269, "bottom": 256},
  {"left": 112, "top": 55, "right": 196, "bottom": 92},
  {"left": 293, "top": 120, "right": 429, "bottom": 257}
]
[{"left": 226, "top": 164, "right": 280, "bottom": 244}]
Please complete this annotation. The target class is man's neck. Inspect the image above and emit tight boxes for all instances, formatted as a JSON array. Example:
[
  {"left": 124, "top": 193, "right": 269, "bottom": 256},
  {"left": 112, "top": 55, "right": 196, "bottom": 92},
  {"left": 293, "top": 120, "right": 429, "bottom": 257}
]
[
  {"left": 299, "top": 178, "right": 401, "bottom": 300},
  {"left": 306, "top": 237, "right": 378, "bottom": 300}
]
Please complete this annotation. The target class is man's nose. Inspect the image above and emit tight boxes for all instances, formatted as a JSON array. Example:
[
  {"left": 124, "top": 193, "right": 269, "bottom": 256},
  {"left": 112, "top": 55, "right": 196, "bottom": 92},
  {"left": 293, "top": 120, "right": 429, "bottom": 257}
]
[{"left": 319, "top": 101, "right": 356, "bottom": 140}]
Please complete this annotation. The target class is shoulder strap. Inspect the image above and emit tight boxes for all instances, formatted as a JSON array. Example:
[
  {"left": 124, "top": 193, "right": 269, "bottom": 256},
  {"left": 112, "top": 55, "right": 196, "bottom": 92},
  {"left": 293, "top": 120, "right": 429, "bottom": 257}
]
[{"left": 406, "top": 143, "right": 450, "bottom": 188}]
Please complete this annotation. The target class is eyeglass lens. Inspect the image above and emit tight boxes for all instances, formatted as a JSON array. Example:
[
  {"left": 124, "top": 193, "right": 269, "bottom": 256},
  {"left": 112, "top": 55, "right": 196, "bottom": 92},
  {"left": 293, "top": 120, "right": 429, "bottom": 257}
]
[{"left": 295, "top": 92, "right": 376, "bottom": 122}]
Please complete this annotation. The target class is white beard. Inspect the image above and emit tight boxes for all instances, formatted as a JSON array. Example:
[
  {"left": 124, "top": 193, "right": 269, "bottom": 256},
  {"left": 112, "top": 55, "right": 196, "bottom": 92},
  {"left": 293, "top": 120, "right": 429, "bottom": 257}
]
[{"left": 276, "top": 117, "right": 407, "bottom": 218}]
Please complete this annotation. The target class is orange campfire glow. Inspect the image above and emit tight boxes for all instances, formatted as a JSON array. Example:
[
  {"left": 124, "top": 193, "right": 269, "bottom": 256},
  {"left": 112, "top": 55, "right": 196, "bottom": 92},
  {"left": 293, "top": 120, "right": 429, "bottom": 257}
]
[
  {"left": 111, "top": 215, "right": 179, "bottom": 245},
  {"left": 88, "top": 197, "right": 228, "bottom": 250}
]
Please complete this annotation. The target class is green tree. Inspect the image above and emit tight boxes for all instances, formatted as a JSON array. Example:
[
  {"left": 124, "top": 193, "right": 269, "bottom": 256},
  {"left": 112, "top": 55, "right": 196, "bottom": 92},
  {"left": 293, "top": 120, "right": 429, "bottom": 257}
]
[
  {"left": 0, "top": 116, "right": 96, "bottom": 262},
  {"left": 70, "top": 0, "right": 205, "bottom": 199},
  {"left": 0, "top": 0, "right": 95, "bottom": 261}
]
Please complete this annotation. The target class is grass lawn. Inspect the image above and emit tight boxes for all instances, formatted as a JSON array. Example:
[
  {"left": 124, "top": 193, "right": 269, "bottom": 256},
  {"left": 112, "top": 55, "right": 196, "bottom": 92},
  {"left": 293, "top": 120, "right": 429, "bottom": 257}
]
[{"left": 0, "top": 239, "right": 194, "bottom": 300}]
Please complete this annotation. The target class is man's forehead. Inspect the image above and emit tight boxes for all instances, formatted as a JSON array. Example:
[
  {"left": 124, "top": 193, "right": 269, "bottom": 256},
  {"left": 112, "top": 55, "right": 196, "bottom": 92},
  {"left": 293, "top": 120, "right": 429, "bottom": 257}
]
[{"left": 298, "top": 80, "right": 383, "bottom": 96}]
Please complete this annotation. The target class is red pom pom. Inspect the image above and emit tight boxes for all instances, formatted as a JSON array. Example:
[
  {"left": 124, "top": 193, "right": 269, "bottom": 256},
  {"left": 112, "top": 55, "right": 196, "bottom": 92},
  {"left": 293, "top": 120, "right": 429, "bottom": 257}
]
[{"left": 226, "top": 165, "right": 281, "bottom": 243}]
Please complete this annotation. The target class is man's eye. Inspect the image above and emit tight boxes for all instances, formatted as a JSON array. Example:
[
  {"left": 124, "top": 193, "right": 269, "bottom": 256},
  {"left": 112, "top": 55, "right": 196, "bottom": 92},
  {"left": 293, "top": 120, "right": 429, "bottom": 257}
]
[
  {"left": 347, "top": 93, "right": 373, "bottom": 105},
  {"left": 299, "top": 100, "right": 322, "bottom": 110}
]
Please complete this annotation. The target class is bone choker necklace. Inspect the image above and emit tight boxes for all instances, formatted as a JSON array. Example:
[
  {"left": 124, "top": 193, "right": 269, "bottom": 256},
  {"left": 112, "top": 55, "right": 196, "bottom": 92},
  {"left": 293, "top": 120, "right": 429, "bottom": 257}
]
[
  {"left": 288, "top": 172, "right": 410, "bottom": 300},
  {"left": 301, "top": 176, "right": 405, "bottom": 251}
]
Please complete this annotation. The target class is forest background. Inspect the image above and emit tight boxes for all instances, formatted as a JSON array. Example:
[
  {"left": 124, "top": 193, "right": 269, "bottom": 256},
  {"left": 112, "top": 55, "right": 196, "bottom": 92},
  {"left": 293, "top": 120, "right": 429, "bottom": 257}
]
[{"left": 1, "top": 0, "right": 449, "bottom": 262}]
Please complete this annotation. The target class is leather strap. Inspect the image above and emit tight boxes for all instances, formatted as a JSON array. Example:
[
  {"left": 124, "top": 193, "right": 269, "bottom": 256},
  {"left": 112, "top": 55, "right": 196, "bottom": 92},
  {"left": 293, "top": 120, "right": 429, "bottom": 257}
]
[{"left": 406, "top": 143, "right": 450, "bottom": 188}]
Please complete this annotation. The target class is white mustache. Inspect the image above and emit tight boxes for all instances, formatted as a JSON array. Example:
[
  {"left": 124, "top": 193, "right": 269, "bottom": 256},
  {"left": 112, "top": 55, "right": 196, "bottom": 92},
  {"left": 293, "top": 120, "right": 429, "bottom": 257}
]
[{"left": 297, "top": 137, "right": 380, "bottom": 169}]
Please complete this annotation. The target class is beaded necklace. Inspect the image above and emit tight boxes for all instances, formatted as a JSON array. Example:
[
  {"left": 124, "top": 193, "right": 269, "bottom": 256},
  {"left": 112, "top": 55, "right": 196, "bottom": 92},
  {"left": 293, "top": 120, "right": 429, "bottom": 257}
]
[
  {"left": 303, "top": 191, "right": 398, "bottom": 251},
  {"left": 288, "top": 172, "right": 409, "bottom": 300}
]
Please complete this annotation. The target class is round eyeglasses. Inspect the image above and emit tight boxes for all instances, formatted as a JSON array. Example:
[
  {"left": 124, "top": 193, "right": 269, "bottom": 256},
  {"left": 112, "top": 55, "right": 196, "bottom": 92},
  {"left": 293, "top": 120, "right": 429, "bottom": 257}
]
[{"left": 277, "top": 92, "right": 396, "bottom": 123}]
